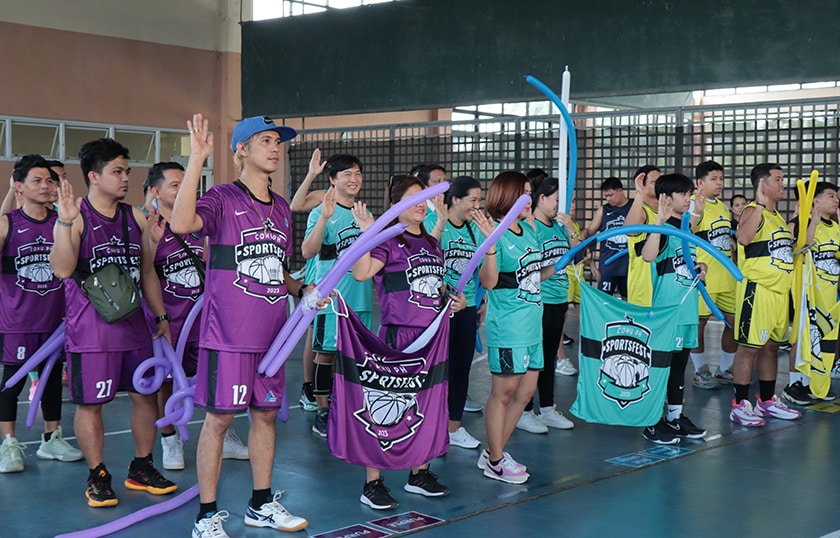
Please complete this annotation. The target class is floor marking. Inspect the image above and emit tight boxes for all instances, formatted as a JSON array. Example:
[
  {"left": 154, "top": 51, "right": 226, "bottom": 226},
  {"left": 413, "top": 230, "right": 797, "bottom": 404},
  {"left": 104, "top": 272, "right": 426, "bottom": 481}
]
[{"left": 312, "top": 523, "right": 391, "bottom": 538}]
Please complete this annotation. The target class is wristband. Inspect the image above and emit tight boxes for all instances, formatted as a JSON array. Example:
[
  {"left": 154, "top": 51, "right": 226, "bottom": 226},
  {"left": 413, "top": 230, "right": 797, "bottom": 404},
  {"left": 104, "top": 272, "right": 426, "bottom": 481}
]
[
  {"left": 690, "top": 212, "right": 702, "bottom": 218},
  {"left": 56, "top": 219, "right": 74, "bottom": 228},
  {"left": 486, "top": 250, "right": 497, "bottom": 256},
  {"left": 297, "top": 286, "right": 305, "bottom": 299},
  {"left": 154, "top": 313, "right": 170, "bottom": 324}
]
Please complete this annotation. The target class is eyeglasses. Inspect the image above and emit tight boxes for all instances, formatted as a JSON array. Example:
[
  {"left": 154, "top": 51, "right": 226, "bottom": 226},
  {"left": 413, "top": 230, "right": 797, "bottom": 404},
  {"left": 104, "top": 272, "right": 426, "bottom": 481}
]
[{"left": 388, "top": 174, "right": 411, "bottom": 187}]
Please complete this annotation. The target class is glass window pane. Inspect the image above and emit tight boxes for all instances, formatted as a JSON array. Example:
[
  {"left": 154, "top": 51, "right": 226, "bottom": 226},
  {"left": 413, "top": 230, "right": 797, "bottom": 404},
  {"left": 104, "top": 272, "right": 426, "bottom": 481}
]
[
  {"left": 114, "top": 129, "right": 155, "bottom": 164},
  {"left": 160, "top": 131, "right": 191, "bottom": 161},
  {"left": 65, "top": 126, "right": 109, "bottom": 161},
  {"left": 0, "top": 122, "right": 6, "bottom": 158},
  {"left": 11, "top": 122, "right": 58, "bottom": 158}
]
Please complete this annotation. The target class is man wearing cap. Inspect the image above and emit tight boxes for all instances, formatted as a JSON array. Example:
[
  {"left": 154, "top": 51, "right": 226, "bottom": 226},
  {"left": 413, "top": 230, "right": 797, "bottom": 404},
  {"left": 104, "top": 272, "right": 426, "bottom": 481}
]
[{"left": 171, "top": 115, "right": 309, "bottom": 537}]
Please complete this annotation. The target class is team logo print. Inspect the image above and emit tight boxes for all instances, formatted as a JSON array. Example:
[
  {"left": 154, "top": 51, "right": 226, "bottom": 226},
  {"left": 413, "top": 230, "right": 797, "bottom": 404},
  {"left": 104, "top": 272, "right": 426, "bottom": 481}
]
[
  {"left": 354, "top": 352, "right": 427, "bottom": 450},
  {"left": 813, "top": 241, "right": 840, "bottom": 283},
  {"left": 15, "top": 236, "right": 61, "bottom": 295},
  {"left": 598, "top": 316, "right": 653, "bottom": 408},
  {"left": 444, "top": 237, "right": 474, "bottom": 280},
  {"left": 768, "top": 229, "right": 793, "bottom": 273},
  {"left": 516, "top": 248, "right": 542, "bottom": 304},
  {"left": 405, "top": 249, "right": 445, "bottom": 309},
  {"left": 806, "top": 305, "right": 835, "bottom": 376},
  {"left": 604, "top": 217, "right": 627, "bottom": 250},
  {"left": 335, "top": 222, "right": 360, "bottom": 258},
  {"left": 162, "top": 246, "right": 204, "bottom": 300},
  {"left": 542, "top": 235, "right": 569, "bottom": 267},
  {"left": 672, "top": 246, "right": 696, "bottom": 288},
  {"left": 706, "top": 215, "right": 732, "bottom": 252},
  {"left": 90, "top": 236, "right": 141, "bottom": 283},
  {"left": 234, "top": 220, "right": 287, "bottom": 303}
]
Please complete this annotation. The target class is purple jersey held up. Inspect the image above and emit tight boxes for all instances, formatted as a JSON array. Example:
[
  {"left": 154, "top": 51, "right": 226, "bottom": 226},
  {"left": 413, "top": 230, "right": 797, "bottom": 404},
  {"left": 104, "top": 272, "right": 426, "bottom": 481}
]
[
  {"left": 0, "top": 208, "right": 64, "bottom": 334},
  {"left": 153, "top": 221, "right": 204, "bottom": 343},
  {"left": 371, "top": 232, "right": 446, "bottom": 330},
  {"left": 64, "top": 200, "right": 150, "bottom": 353},
  {"left": 194, "top": 182, "right": 293, "bottom": 352}
]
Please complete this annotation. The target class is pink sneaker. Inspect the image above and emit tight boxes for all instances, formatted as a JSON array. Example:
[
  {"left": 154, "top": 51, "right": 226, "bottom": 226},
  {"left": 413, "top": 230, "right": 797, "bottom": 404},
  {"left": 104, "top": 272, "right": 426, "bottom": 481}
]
[
  {"left": 477, "top": 449, "right": 526, "bottom": 473},
  {"left": 729, "top": 399, "right": 766, "bottom": 427},
  {"left": 28, "top": 379, "right": 39, "bottom": 402},
  {"left": 483, "top": 455, "right": 529, "bottom": 484},
  {"left": 754, "top": 394, "right": 801, "bottom": 420}
]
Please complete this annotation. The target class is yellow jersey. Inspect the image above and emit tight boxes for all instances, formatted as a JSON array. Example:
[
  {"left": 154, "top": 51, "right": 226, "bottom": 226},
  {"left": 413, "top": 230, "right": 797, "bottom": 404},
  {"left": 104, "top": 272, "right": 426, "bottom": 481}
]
[
  {"left": 692, "top": 196, "right": 734, "bottom": 294},
  {"left": 627, "top": 203, "right": 657, "bottom": 306},
  {"left": 737, "top": 203, "right": 793, "bottom": 293}
]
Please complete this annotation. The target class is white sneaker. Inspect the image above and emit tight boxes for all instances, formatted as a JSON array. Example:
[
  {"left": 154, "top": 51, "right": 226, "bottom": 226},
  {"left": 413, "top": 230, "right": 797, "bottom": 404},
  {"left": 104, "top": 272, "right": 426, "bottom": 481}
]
[
  {"left": 515, "top": 410, "right": 548, "bottom": 434},
  {"left": 160, "top": 433, "right": 185, "bottom": 470},
  {"left": 463, "top": 397, "right": 483, "bottom": 413},
  {"left": 476, "top": 448, "right": 527, "bottom": 473},
  {"left": 193, "top": 510, "right": 230, "bottom": 538},
  {"left": 537, "top": 406, "right": 574, "bottom": 429},
  {"left": 831, "top": 363, "right": 840, "bottom": 380},
  {"left": 36, "top": 426, "right": 82, "bottom": 462},
  {"left": 0, "top": 434, "right": 24, "bottom": 473},
  {"left": 222, "top": 428, "right": 249, "bottom": 460},
  {"left": 244, "top": 491, "right": 308, "bottom": 531},
  {"left": 555, "top": 358, "right": 578, "bottom": 376},
  {"left": 449, "top": 427, "right": 481, "bottom": 449}
]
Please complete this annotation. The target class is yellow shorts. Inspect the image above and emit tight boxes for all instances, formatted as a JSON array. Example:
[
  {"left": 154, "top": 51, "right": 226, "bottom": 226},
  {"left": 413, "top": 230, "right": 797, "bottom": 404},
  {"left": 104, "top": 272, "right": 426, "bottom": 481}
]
[
  {"left": 698, "top": 288, "right": 737, "bottom": 317},
  {"left": 734, "top": 279, "right": 789, "bottom": 347}
]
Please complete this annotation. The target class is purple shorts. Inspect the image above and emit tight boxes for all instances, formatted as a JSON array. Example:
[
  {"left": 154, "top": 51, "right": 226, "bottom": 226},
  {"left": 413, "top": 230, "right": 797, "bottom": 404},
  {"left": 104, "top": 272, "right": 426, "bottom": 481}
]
[
  {"left": 194, "top": 347, "right": 286, "bottom": 413},
  {"left": 1, "top": 332, "right": 53, "bottom": 366},
  {"left": 67, "top": 345, "right": 154, "bottom": 404}
]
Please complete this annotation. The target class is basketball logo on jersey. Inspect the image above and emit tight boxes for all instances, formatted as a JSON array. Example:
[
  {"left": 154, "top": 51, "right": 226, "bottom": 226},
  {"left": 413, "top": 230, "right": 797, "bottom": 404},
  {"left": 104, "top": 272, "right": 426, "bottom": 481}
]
[
  {"left": 335, "top": 222, "right": 360, "bottom": 258},
  {"left": 768, "top": 229, "right": 793, "bottom": 273},
  {"left": 671, "top": 246, "right": 696, "bottom": 288},
  {"left": 354, "top": 352, "right": 427, "bottom": 450},
  {"left": 705, "top": 215, "right": 732, "bottom": 252},
  {"left": 542, "top": 236, "right": 569, "bottom": 266},
  {"left": 405, "top": 248, "right": 445, "bottom": 309},
  {"left": 234, "top": 220, "right": 287, "bottom": 303},
  {"left": 516, "top": 248, "right": 542, "bottom": 304},
  {"left": 813, "top": 241, "right": 840, "bottom": 283},
  {"left": 15, "top": 236, "right": 61, "bottom": 295},
  {"left": 444, "top": 237, "right": 474, "bottom": 284},
  {"left": 162, "top": 246, "right": 204, "bottom": 300},
  {"left": 597, "top": 316, "right": 653, "bottom": 408},
  {"left": 90, "top": 237, "right": 141, "bottom": 283},
  {"left": 604, "top": 217, "right": 627, "bottom": 250}
]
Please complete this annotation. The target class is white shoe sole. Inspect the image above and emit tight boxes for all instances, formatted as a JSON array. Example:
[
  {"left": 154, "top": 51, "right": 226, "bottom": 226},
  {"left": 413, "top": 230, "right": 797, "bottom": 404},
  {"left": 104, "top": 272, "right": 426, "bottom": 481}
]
[
  {"left": 359, "top": 494, "right": 398, "bottom": 510},
  {"left": 482, "top": 466, "right": 529, "bottom": 484}
]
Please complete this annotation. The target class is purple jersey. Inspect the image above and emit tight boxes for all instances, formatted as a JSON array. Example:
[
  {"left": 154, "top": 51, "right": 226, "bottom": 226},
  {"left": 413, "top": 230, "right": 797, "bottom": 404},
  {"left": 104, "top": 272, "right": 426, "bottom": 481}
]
[
  {"left": 371, "top": 232, "right": 445, "bottom": 329},
  {"left": 153, "top": 221, "right": 204, "bottom": 343},
  {"left": 194, "top": 182, "right": 293, "bottom": 352},
  {"left": 0, "top": 208, "right": 64, "bottom": 334},
  {"left": 64, "top": 200, "right": 149, "bottom": 352}
]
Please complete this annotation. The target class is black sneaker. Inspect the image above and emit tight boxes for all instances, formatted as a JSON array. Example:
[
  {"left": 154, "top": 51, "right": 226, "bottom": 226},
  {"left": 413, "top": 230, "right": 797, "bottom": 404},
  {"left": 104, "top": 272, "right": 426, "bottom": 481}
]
[
  {"left": 563, "top": 334, "right": 574, "bottom": 346},
  {"left": 403, "top": 468, "right": 450, "bottom": 497},
  {"left": 665, "top": 415, "right": 707, "bottom": 439},
  {"left": 299, "top": 382, "right": 317, "bottom": 412},
  {"left": 782, "top": 381, "right": 813, "bottom": 406},
  {"left": 642, "top": 420, "right": 680, "bottom": 445},
  {"left": 312, "top": 409, "right": 328, "bottom": 438},
  {"left": 86, "top": 464, "right": 119, "bottom": 507},
  {"left": 124, "top": 456, "right": 178, "bottom": 495},
  {"left": 360, "top": 478, "right": 399, "bottom": 510}
]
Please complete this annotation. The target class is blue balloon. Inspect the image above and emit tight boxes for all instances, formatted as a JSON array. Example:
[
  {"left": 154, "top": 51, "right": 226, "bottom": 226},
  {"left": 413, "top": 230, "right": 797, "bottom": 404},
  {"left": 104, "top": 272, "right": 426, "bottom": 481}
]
[
  {"left": 603, "top": 249, "right": 628, "bottom": 267},
  {"left": 679, "top": 212, "right": 731, "bottom": 327},
  {"left": 525, "top": 75, "right": 578, "bottom": 215}
]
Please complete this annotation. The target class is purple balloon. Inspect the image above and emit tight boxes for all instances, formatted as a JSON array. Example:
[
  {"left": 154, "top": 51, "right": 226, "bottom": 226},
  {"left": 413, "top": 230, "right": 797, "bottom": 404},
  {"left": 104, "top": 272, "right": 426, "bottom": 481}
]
[
  {"left": 175, "top": 295, "right": 203, "bottom": 363},
  {"left": 54, "top": 483, "right": 199, "bottom": 538},
  {"left": 26, "top": 348, "right": 61, "bottom": 429},
  {"left": 3, "top": 322, "right": 64, "bottom": 391},
  {"left": 454, "top": 194, "right": 530, "bottom": 295},
  {"left": 132, "top": 339, "right": 170, "bottom": 395}
]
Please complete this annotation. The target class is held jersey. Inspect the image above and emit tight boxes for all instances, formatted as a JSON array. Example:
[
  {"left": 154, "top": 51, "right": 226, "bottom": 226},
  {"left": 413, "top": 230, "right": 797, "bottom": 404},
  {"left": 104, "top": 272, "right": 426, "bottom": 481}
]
[
  {"left": 307, "top": 202, "right": 372, "bottom": 312},
  {"left": 737, "top": 203, "right": 793, "bottom": 293},
  {"left": 599, "top": 203, "right": 631, "bottom": 277},
  {"left": 195, "top": 182, "right": 293, "bottom": 352},
  {"left": 0, "top": 208, "right": 64, "bottom": 333},
  {"left": 153, "top": 222, "right": 204, "bottom": 344},
  {"left": 652, "top": 218, "right": 700, "bottom": 329},
  {"left": 371, "top": 231, "right": 445, "bottom": 329},
  {"left": 440, "top": 220, "right": 484, "bottom": 307},
  {"left": 486, "top": 221, "right": 543, "bottom": 348},
  {"left": 65, "top": 200, "right": 148, "bottom": 352},
  {"left": 536, "top": 218, "right": 570, "bottom": 305},
  {"left": 692, "top": 197, "right": 734, "bottom": 294},
  {"left": 806, "top": 218, "right": 840, "bottom": 311},
  {"left": 627, "top": 203, "right": 658, "bottom": 306}
]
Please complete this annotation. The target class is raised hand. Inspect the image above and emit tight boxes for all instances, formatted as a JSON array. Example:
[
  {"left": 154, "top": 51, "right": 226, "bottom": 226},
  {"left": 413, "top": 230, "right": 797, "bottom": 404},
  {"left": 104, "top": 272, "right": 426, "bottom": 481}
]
[
  {"left": 352, "top": 200, "right": 375, "bottom": 232},
  {"left": 634, "top": 172, "right": 647, "bottom": 197},
  {"left": 56, "top": 178, "right": 81, "bottom": 223},
  {"left": 472, "top": 209, "right": 496, "bottom": 238},
  {"left": 147, "top": 207, "right": 166, "bottom": 244},
  {"left": 187, "top": 113, "right": 214, "bottom": 159},
  {"left": 755, "top": 181, "right": 770, "bottom": 208},
  {"left": 320, "top": 187, "right": 337, "bottom": 221},
  {"left": 694, "top": 193, "right": 706, "bottom": 215},
  {"left": 656, "top": 193, "right": 672, "bottom": 224},
  {"left": 309, "top": 148, "right": 326, "bottom": 176}
]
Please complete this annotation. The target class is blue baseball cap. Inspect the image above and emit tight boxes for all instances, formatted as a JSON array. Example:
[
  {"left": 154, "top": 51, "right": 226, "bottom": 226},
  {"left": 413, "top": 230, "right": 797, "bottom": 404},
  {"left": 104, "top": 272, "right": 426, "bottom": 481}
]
[{"left": 230, "top": 116, "right": 297, "bottom": 152}]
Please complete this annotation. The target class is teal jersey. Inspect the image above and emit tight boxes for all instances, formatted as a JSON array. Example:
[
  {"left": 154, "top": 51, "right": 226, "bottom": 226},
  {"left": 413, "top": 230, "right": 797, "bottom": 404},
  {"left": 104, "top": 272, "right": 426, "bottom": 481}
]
[
  {"left": 486, "top": 221, "right": 543, "bottom": 348},
  {"left": 536, "top": 218, "right": 570, "bottom": 304},
  {"left": 440, "top": 220, "right": 485, "bottom": 307},
  {"left": 651, "top": 219, "right": 699, "bottom": 346},
  {"left": 423, "top": 203, "right": 440, "bottom": 233},
  {"left": 304, "top": 255, "right": 318, "bottom": 285},
  {"left": 306, "top": 203, "right": 372, "bottom": 311}
]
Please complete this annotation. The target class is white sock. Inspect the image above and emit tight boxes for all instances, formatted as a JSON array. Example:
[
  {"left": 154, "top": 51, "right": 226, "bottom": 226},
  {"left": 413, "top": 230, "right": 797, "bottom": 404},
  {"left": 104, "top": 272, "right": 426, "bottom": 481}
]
[
  {"left": 540, "top": 405, "right": 555, "bottom": 415},
  {"left": 719, "top": 351, "right": 735, "bottom": 371},
  {"left": 666, "top": 405, "right": 682, "bottom": 422},
  {"left": 789, "top": 371, "right": 804, "bottom": 385},
  {"left": 801, "top": 376, "right": 810, "bottom": 387},
  {"left": 690, "top": 352, "right": 705, "bottom": 371}
]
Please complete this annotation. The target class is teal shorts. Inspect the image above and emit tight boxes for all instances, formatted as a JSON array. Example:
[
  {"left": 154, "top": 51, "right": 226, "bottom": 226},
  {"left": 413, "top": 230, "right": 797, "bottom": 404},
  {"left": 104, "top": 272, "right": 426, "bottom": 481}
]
[
  {"left": 488, "top": 343, "right": 544, "bottom": 375},
  {"left": 313, "top": 310, "right": 372, "bottom": 353}
]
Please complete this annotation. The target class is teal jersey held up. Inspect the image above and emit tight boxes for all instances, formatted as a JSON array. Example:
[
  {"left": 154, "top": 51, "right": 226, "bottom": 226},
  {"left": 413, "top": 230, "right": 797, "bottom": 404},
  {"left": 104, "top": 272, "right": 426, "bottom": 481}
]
[
  {"left": 440, "top": 220, "right": 484, "bottom": 307},
  {"left": 536, "top": 218, "right": 570, "bottom": 305},
  {"left": 486, "top": 221, "right": 543, "bottom": 348},
  {"left": 650, "top": 218, "right": 699, "bottom": 349}
]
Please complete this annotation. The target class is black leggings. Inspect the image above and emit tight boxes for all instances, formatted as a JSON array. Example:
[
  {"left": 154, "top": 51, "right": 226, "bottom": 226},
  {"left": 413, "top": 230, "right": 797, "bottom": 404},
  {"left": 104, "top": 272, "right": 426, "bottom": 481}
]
[
  {"left": 667, "top": 348, "right": 691, "bottom": 406},
  {"left": 448, "top": 306, "right": 477, "bottom": 422},
  {"left": 0, "top": 360, "right": 64, "bottom": 423},
  {"left": 526, "top": 302, "right": 568, "bottom": 411}
]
